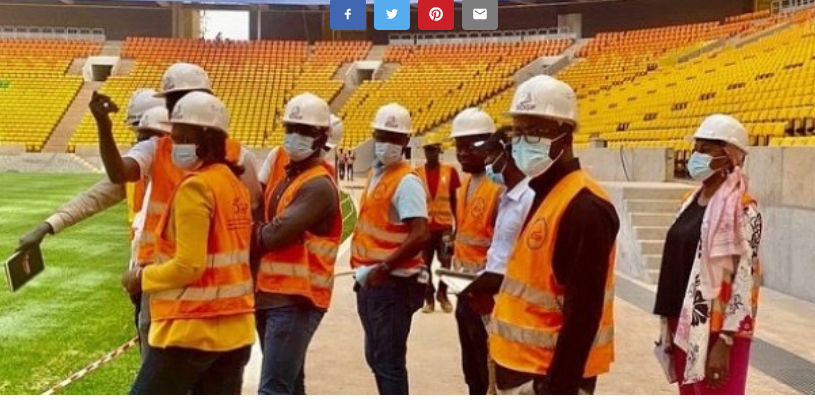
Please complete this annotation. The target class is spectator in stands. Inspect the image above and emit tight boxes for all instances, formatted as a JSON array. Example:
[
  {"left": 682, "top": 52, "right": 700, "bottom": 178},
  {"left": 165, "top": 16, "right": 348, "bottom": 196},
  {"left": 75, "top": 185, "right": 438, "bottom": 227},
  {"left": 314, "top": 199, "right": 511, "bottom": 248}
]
[
  {"left": 490, "top": 75, "right": 619, "bottom": 395},
  {"left": 351, "top": 103, "right": 429, "bottom": 395},
  {"left": 654, "top": 114, "right": 762, "bottom": 395},
  {"left": 16, "top": 88, "right": 165, "bottom": 355},
  {"left": 123, "top": 92, "right": 254, "bottom": 395},
  {"left": 415, "top": 134, "right": 459, "bottom": 314}
]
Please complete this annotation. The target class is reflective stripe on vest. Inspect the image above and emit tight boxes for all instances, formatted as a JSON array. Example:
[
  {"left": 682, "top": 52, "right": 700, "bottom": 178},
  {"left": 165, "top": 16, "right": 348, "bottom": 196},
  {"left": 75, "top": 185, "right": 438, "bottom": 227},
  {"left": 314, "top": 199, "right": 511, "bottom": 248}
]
[
  {"left": 490, "top": 319, "right": 615, "bottom": 349},
  {"left": 150, "top": 163, "right": 254, "bottom": 322},
  {"left": 258, "top": 163, "right": 341, "bottom": 309},
  {"left": 152, "top": 279, "right": 254, "bottom": 302},
  {"left": 452, "top": 175, "right": 501, "bottom": 274},
  {"left": 258, "top": 262, "right": 334, "bottom": 289},
  {"left": 490, "top": 169, "right": 615, "bottom": 378},
  {"left": 351, "top": 162, "right": 424, "bottom": 270}
]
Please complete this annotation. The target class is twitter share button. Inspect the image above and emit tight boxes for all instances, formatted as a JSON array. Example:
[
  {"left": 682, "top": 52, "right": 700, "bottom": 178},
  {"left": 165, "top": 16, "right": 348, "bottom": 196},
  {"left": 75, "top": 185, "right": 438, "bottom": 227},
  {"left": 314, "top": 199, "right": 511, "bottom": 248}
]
[{"left": 375, "top": 0, "right": 411, "bottom": 30}]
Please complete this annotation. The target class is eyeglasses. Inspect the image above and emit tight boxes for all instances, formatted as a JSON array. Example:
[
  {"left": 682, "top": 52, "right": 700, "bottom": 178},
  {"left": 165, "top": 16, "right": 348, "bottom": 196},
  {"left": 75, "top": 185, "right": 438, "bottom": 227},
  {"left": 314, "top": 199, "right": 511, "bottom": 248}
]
[{"left": 509, "top": 129, "right": 564, "bottom": 144}]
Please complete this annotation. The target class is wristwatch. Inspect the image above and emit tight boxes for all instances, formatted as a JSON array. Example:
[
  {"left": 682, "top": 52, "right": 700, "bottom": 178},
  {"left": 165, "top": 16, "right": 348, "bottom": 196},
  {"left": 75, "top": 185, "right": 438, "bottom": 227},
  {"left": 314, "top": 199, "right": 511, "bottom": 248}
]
[{"left": 720, "top": 333, "right": 734, "bottom": 346}]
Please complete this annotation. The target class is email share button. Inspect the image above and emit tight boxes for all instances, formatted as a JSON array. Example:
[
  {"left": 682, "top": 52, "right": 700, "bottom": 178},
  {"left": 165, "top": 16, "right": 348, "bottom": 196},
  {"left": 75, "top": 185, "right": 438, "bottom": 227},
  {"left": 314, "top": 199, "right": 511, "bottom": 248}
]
[{"left": 462, "top": 0, "right": 497, "bottom": 30}]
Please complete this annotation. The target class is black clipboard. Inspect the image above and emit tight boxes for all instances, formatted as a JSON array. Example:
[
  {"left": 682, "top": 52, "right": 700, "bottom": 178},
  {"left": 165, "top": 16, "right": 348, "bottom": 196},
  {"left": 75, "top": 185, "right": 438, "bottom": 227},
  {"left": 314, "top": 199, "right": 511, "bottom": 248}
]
[
  {"left": 460, "top": 272, "right": 504, "bottom": 297},
  {"left": 4, "top": 246, "right": 45, "bottom": 292}
]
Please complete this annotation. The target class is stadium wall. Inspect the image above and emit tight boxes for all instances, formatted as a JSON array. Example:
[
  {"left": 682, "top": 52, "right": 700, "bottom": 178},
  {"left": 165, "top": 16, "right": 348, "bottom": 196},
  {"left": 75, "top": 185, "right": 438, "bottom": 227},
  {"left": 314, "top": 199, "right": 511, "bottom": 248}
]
[{"left": 0, "top": 3, "right": 172, "bottom": 40}]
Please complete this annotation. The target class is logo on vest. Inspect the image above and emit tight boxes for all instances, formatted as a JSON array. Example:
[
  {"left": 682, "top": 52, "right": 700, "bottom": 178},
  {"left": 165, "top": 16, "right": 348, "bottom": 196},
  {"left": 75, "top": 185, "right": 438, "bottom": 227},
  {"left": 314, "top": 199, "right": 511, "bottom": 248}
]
[
  {"left": 470, "top": 197, "right": 486, "bottom": 218},
  {"left": 372, "top": 180, "right": 390, "bottom": 200},
  {"left": 526, "top": 218, "right": 548, "bottom": 250}
]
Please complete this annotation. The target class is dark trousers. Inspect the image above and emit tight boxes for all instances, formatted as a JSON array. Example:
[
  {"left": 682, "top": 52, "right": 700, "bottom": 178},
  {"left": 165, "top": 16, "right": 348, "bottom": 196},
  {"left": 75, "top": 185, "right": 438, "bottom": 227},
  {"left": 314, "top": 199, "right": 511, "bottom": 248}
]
[
  {"left": 130, "top": 345, "right": 251, "bottom": 395},
  {"left": 423, "top": 229, "right": 452, "bottom": 303},
  {"left": 456, "top": 297, "right": 489, "bottom": 395},
  {"left": 355, "top": 277, "right": 424, "bottom": 394},
  {"left": 255, "top": 305, "right": 325, "bottom": 395},
  {"left": 346, "top": 164, "right": 354, "bottom": 181}
]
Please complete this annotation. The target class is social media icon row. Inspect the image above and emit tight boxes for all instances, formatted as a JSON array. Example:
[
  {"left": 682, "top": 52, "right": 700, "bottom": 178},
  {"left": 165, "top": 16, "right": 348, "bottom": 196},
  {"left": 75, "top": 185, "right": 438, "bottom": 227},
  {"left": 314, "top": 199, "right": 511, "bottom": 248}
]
[{"left": 330, "top": 0, "right": 498, "bottom": 31}]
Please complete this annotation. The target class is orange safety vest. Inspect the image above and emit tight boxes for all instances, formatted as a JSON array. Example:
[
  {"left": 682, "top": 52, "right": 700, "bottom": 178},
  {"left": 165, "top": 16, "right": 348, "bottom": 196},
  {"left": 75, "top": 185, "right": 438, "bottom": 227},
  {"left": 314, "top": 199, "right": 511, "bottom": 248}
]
[
  {"left": 416, "top": 164, "right": 455, "bottom": 230},
  {"left": 351, "top": 161, "right": 423, "bottom": 270},
  {"left": 490, "top": 170, "right": 615, "bottom": 378},
  {"left": 257, "top": 164, "right": 341, "bottom": 310},
  {"left": 150, "top": 163, "right": 254, "bottom": 321},
  {"left": 135, "top": 136, "right": 241, "bottom": 265},
  {"left": 453, "top": 174, "right": 501, "bottom": 274},
  {"left": 127, "top": 179, "right": 146, "bottom": 227},
  {"left": 263, "top": 147, "right": 336, "bottom": 210}
]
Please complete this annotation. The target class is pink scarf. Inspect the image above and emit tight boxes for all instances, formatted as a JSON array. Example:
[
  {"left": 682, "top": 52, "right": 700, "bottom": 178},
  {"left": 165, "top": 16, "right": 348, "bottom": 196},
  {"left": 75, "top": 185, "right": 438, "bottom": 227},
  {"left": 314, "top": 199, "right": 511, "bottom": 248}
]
[{"left": 698, "top": 156, "right": 749, "bottom": 300}]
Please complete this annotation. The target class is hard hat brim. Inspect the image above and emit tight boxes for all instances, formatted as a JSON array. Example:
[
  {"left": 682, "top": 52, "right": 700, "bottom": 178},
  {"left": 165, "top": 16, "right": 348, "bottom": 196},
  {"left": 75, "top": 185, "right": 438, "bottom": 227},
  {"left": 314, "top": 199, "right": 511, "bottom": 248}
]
[
  {"left": 283, "top": 118, "right": 330, "bottom": 128},
  {"left": 692, "top": 134, "right": 749, "bottom": 153},
  {"left": 154, "top": 86, "right": 212, "bottom": 98},
  {"left": 163, "top": 119, "right": 227, "bottom": 134},
  {"left": 372, "top": 124, "right": 412, "bottom": 135}
]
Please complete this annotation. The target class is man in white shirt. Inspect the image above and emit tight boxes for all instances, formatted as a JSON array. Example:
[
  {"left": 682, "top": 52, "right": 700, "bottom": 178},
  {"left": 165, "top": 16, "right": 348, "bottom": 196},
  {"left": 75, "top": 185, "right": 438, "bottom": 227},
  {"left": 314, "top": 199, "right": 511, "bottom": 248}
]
[{"left": 480, "top": 129, "right": 535, "bottom": 277}]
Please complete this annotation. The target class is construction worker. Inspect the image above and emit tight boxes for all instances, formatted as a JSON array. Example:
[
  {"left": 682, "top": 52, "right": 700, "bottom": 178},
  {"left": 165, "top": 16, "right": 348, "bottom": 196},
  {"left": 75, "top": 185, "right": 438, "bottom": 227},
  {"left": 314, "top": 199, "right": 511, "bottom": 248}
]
[
  {"left": 251, "top": 93, "right": 342, "bottom": 395},
  {"left": 489, "top": 75, "right": 619, "bottom": 395},
  {"left": 450, "top": 107, "right": 503, "bottom": 395},
  {"left": 126, "top": 89, "right": 166, "bottom": 225},
  {"left": 88, "top": 63, "right": 261, "bottom": 354},
  {"left": 258, "top": 113, "right": 342, "bottom": 194},
  {"left": 351, "top": 103, "right": 430, "bottom": 395},
  {"left": 15, "top": 89, "right": 165, "bottom": 348},
  {"left": 121, "top": 91, "right": 255, "bottom": 395},
  {"left": 416, "top": 133, "right": 460, "bottom": 313}
]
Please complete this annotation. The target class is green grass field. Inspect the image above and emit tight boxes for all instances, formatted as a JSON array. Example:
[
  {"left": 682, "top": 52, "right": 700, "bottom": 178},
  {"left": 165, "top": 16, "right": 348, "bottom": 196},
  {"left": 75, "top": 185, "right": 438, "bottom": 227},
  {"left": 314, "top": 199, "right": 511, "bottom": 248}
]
[{"left": 0, "top": 173, "right": 357, "bottom": 395}]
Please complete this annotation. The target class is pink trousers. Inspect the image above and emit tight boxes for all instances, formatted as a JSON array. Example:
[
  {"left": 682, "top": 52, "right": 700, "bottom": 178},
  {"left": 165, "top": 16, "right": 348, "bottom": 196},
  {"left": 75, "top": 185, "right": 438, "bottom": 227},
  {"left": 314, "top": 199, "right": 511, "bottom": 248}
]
[{"left": 670, "top": 327, "right": 752, "bottom": 395}]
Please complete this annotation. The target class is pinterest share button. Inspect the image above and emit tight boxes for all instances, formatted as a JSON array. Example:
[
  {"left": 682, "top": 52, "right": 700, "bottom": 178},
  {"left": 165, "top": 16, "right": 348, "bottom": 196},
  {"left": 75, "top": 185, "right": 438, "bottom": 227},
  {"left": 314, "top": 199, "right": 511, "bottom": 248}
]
[{"left": 419, "top": 0, "right": 453, "bottom": 30}]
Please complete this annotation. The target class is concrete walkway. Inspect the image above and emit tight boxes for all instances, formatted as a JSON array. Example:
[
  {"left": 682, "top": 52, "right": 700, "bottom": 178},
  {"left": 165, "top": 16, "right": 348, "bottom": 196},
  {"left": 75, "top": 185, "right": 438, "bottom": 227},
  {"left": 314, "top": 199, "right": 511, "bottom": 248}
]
[{"left": 241, "top": 179, "right": 812, "bottom": 395}]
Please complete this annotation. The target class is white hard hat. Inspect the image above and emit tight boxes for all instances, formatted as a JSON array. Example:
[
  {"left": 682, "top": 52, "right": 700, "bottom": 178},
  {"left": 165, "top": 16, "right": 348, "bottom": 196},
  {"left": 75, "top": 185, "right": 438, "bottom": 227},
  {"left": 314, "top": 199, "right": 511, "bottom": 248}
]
[
  {"left": 156, "top": 63, "right": 212, "bottom": 97},
  {"left": 136, "top": 106, "right": 171, "bottom": 134},
  {"left": 508, "top": 75, "right": 578, "bottom": 124},
  {"left": 126, "top": 88, "right": 163, "bottom": 126},
  {"left": 451, "top": 108, "right": 496, "bottom": 138},
  {"left": 327, "top": 114, "right": 343, "bottom": 149},
  {"left": 167, "top": 91, "right": 229, "bottom": 134},
  {"left": 283, "top": 93, "right": 330, "bottom": 127},
  {"left": 371, "top": 103, "right": 412, "bottom": 135},
  {"left": 693, "top": 114, "right": 749, "bottom": 153}
]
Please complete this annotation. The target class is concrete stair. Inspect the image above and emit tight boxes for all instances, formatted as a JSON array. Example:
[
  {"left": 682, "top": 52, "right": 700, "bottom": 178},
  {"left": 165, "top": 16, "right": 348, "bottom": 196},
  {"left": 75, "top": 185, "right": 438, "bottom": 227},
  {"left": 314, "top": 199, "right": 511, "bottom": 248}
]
[
  {"left": 373, "top": 62, "right": 399, "bottom": 81},
  {"left": 100, "top": 41, "right": 123, "bottom": 57},
  {"left": 42, "top": 81, "right": 103, "bottom": 153},
  {"left": 67, "top": 58, "right": 87, "bottom": 75},
  {"left": 332, "top": 62, "right": 355, "bottom": 81},
  {"left": 330, "top": 84, "right": 357, "bottom": 113},
  {"left": 366, "top": 45, "right": 388, "bottom": 61},
  {"left": 619, "top": 184, "right": 693, "bottom": 283},
  {"left": 116, "top": 59, "right": 137, "bottom": 76}
]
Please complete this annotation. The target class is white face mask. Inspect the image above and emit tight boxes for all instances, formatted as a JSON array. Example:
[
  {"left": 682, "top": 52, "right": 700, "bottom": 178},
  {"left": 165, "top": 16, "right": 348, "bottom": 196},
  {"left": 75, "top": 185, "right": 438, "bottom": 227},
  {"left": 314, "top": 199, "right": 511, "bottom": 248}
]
[
  {"left": 374, "top": 142, "right": 403, "bottom": 167},
  {"left": 284, "top": 132, "right": 318, "bottom": 162},
  {"left": 512, "top": 134, "right": 565, "bottom": 178},
  {"left": 687, "top": 152, "right": 723, "bottom": 182},
  {"left": 171, "top": 143, "right": 201, "bottom": 171}
]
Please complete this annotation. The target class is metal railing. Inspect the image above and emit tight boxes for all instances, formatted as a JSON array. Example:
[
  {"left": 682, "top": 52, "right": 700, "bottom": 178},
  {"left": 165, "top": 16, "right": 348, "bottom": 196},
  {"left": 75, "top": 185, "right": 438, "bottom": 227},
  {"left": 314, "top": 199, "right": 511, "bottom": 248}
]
[
  {"left": 0, "top": 26, "right": 105, "bottom": 41},
  {"left": 388, "top": 27, "right": 574, "bottom": 46},
  {"left": 771, "top": 0, "right": 815, "bottom": 14}
]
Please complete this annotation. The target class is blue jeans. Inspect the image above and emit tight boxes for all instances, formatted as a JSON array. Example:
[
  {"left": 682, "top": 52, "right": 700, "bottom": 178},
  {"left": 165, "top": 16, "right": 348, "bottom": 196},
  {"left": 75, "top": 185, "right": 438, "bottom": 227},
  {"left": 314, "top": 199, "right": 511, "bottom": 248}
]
[
  {"left": 130, "top": 345, "right": 251, "bottom": 395},
  {"left": 355, "top": 277, "right": 424, "bottom": 395},
  {"left": 256, "top": 305, "right": 325, "bottom": 395}
]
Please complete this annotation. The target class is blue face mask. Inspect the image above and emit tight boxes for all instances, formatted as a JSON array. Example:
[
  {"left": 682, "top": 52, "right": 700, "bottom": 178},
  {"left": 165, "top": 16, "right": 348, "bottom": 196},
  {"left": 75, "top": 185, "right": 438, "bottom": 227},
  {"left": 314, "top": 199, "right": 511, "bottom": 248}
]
[
  {"left": 512, "top": 134, "right": 565, "bottom": 178},
  {"left": 284, "top": 132, "right": 317, "bottom": 162},
  {"left": 485, "top": 151, "right": 506, "bottom": 185},
  {"left": 687, "top": 152, "right": 720, "bottom": 182},
  {"left": 171, "top": 143, "right": 201, "bottom": 171}
]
